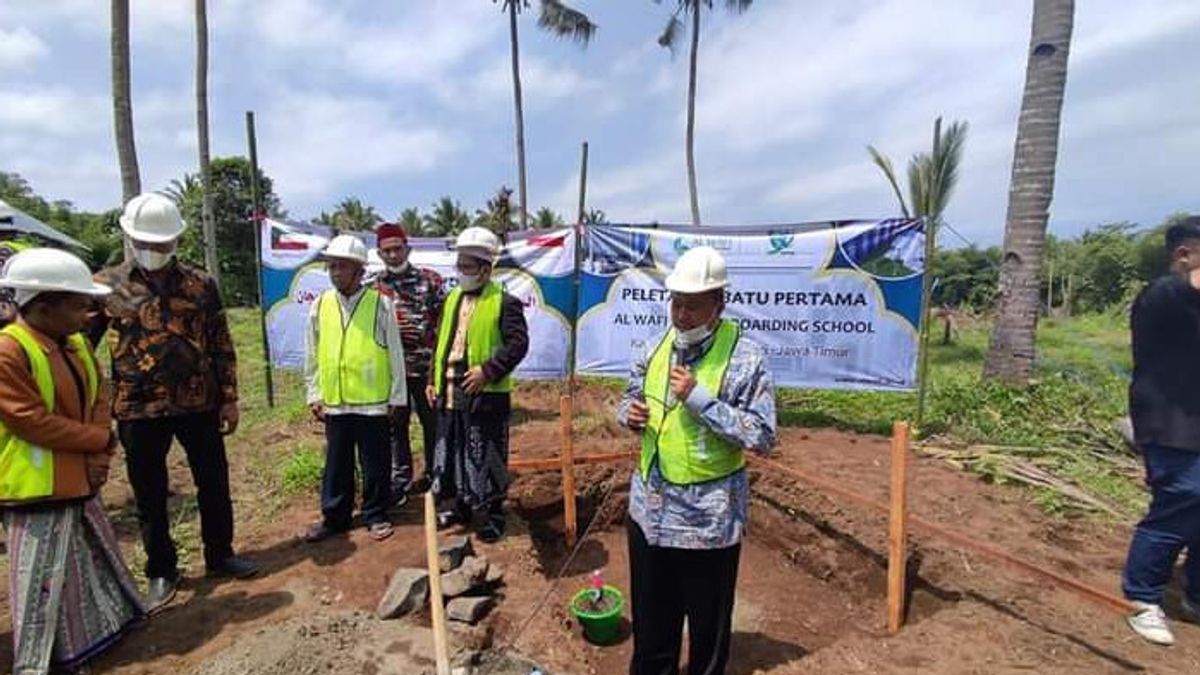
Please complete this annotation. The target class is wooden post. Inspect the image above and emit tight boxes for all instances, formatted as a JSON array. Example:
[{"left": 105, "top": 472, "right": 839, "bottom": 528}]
[
  {"left": 560, "top": 394, "right": 578, "bottom": 546},
  {"left": 423, "top": 492, "right": 451, "bottom": 675},
  {"left": 245, "top": 110, "right": 275, "bottom": 407},
  {"left": 887, "top": 421, "right": 911, "bottom": 634}
]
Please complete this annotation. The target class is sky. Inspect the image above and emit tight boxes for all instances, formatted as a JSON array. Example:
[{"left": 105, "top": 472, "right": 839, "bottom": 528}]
[{"left": 0, "top": 0, "right": 1196, "bottom": 246}]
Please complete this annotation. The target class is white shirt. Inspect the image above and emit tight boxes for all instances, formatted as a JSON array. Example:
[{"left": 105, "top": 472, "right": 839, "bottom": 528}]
[{"left": 304, "top": 286, "right": 408, "bottom": 416}]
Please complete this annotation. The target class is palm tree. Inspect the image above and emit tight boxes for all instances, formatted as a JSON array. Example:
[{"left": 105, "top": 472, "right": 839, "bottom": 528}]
[
  {"left": 111, "top": 0, "right": 140, "bottom": 204},
  {"left": 398, "top": 207, "right": 424, "bottom": 234},
  {"left": 533, "top": 207, "right": 564, "bottom": 229},
  {"left": 983, "top": 0, "right": 1075, "bottom": 385},
  {"left": 475, "top": 186, "right": 518, "bottom": 239},
  {"left": 867, "top": 117, "right": 968, "bottom": 428},
  {"left": 423, "top": 197, "right": 472, "bottom": 236},
  {"left": 495, "top": 0, "right": 597, "bottom": 230},
  {"left": 656, "top": 0, "right": 752, "bottom": 226},
  {"left": 318, "top": 197, "right": 382, "bottom": 232},
  {"left": 195, "top": 0, "right": 220, "bottom": 287}
]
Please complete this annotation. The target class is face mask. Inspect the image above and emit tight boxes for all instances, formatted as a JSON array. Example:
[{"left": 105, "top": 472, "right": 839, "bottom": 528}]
[
  {"left": 386, "top": 262, "right": 410, "bottom": 274},
  {"left": 674, "top": 323, "right": 714, "bottom": 348},
  {"left": 457, "top": 272, "right": 483, "bottom": 292},
  {"left": 133, "top": 247, "right": 174, "bottom": 271}
]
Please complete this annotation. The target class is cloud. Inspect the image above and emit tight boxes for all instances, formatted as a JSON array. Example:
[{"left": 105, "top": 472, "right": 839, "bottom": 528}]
[
  {"left": 0, "top": 26, "right": 49, "bottom": 68},
  {"left": 0, "top": 87, "right": 107, "bottom": 135}
]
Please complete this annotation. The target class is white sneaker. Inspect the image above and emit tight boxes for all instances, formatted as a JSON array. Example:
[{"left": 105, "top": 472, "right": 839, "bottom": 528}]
[
  {"left": 1181, "top": 596, "right": 1200, "bottom": 624},
  {"left": 1128, "top": 602, "right": 1175, "bottom": 646}
]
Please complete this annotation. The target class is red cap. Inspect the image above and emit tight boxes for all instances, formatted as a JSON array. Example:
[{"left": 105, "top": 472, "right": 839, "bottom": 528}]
[{"left": 376, "top": 222, "right": 407, "bottom": 246}]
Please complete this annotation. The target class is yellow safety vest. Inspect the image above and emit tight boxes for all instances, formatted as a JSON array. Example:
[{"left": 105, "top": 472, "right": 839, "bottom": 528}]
[
  {"left": 316, "top": 288, "right": 391, "bottom": 406},
  {"left": 640, "top": 319, "right": 744, "bottom": 485},
  {"left": 0, "top": 324, "right": 98, "bottom": 501},
  {"left": 432, "top": 282, "right": 513, "bottom": 396}
]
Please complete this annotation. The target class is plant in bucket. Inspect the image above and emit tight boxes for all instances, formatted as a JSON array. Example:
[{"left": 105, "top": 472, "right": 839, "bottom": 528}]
[{"left": 569, "top": 569, "right": 624, "bottom": 645}]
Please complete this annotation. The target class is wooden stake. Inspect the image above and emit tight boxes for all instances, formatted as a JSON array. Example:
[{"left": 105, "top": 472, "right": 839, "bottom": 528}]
[
  {"left": 887, "top": 421, "right": 911, "bottom": 634},
  {"left": 423, "top": 491, "right": 451, "bottom": 675},
  {"left": 560, "top": 394, "right": 578, "bottom": 546}
]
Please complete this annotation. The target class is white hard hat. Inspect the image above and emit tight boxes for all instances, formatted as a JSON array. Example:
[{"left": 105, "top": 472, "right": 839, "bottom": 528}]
[
  {"left": 119, "top": 193, "right": 187, "bottom": 244},
  {"left": 665, "top": 246, "right": 728, "bottom": 294},
  {"left": 453, "top": 227, "right": 501, "bottom": 262},
  {"left": 0, "top": 248, "right": 111, "bottom": 306},
  {"left": 322, "top": 235, "right": 368, "bottom": 264}
]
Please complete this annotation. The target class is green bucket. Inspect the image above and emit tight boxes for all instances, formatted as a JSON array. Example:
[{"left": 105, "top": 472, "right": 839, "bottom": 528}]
[{"left": 568, "top": 585, "right": 624, "bottom": 645}]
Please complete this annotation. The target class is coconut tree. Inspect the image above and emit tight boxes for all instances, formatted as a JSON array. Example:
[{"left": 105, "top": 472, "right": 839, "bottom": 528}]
[
  {"left": 655, "top": 0, "right": 752, "bottom": 226},
  {"left": 423, "top": 197, "right": 472, "bottom": 237},
  {"left": 494, "top": 0, "right": 597, "bottom": 229},
  {"left": 983, "top": 0, "right": 1075, "bottom": 385},
  {"left": 317, "top": 197, "right": 382, "bottom": 232},
  {"left": 533, "top": 206, "right": 564, "bottom": 229},
  {"left": 867, "top": 117, "right": 968, "bottom": 428},
  {"left": 195, "top": 0, "right": 220, "bottom": 286},
  {"left": 398, "top": 207, "right": 424, "bottom": 234},
  {"left": 111, "top": 0, "right": 140, "bottom": 204}
]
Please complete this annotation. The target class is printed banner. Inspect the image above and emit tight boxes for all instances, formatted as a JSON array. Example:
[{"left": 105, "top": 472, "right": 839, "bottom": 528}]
[
  {"left": 576, "top": 221, "right": 924, "bottom": 390},
  {"left": 261, "top": 219, "right": 924, "bottom": 391},
  {"left": 259, "top": 219, "right": 575, "bottom": 380}
]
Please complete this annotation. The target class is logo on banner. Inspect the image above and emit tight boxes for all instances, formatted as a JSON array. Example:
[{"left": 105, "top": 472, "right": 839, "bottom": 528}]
[
  {"left": 767, "top": 230, "right": 795, "bottom": 255},
  {"left": 673, "top": 235, "right": 732, "bottom": 254}
]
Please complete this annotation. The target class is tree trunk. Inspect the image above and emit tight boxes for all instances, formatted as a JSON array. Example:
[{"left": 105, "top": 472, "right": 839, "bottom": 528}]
[
  {"left": 685, "top": 5, "right": 702, "bottom": 226},
  {"left": 982, "top": 0, "right": 1074, "bottom": 385},
  {"left": 196, "top": 0, "right": 220, "bottom": 288},
  {"left": 509, "top": 1, "right": 529, "bottom": 230},
  {"left": 111, "top": 0, "right": 141, "bottom": 204}
]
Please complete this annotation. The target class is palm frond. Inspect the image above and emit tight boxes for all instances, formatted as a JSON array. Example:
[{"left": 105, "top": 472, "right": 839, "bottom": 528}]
[
  {"left": 723, "top": 0, "right": 753, "bottom": 13},
  {"left": 658, "top": 13, "right": 684, "bottom": 53},
  {"left": 867, "top": 145, "right": 911, "bottom": 218},
  {"left": 928, "top": 119, "right": 968, "bottom": 219},
  {"left": 538, "top": 0, "right": 597, "bottom": 45},
  {"left": 906, "top": 152, "right": 934, "bottom": 219}
]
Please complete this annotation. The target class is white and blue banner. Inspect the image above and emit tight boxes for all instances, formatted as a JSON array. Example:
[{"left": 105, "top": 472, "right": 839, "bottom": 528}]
[{"left": 261, "top": 218, "right": 924, "bottom": 391}]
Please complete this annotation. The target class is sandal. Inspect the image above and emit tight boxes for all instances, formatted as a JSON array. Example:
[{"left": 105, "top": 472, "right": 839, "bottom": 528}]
[{"left": 368, "top": 521, "right": 395, "bottom": 541}]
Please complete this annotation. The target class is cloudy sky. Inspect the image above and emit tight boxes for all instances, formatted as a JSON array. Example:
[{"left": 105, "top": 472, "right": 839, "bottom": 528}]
[{"left": 0, "top": 0, "right": 1196, "bottom": 245}]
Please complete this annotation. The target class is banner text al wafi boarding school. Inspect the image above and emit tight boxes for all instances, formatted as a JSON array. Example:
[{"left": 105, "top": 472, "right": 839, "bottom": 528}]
[{"left": 259, "top": 219, "right": 925, "bottom": 391}]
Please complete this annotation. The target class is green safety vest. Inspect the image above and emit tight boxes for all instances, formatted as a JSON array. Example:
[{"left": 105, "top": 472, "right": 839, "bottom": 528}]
[
  {"left": 0, "top": 324, "right": 98, "bottom": 501},
  {"left": 317, "top": 288, "right": 391, "bottom": 406},
  {"left": 432, "top": 282, "right": 513, "bottom": 396},
  {"left": 640, "top": 319, "right": 744, "bottom": 485}
]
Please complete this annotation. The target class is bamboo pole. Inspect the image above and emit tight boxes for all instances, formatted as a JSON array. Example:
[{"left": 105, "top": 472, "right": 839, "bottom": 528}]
[
  {"left": 560, "top": 395, "right": 578, "bottom": 546},
  {"left": 423, "top": 492, "right": 451, "bottom": 675},
  {"left": 887, "top": 421, "right": 910, "bottom": 633},
  {"left": 245, "top": 110, "right": 275, "bottom": 407}
]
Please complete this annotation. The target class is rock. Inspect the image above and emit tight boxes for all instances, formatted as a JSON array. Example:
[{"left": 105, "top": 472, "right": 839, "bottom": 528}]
[
  {"left": 449, "top": 622, "right": 495, "bottom": 651},
  {"left": 376, "top": 568, "right": 429, "bottom": 620},
  {"left": 483, "top": 563, "right": 504, "bottom": 586},
  {"left": 441, "top": 556, "right": 489, "bottom": 598},
  {"left": 446, "top": 596, "right": 495, "bottom": 624},
  {"left": 439, "top": 536, "right": 474, "bottom": 573}
]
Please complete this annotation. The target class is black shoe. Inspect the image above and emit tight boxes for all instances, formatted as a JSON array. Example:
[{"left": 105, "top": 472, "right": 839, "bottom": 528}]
[
  {"left": 408, "top": 476, "right": 431, "bottom": 494},
  {"left": 389, "top": 492, "right": 410, "bottom": 511},
  {"left": 436, "top": 510, "right": 460, "bottom": 530},
  {"left": 206, "top": 555, "right": 260, "bottom": 579},
  {"left": 304, "top": 521, "right": 347, "bottom": 543},
  {"left": 146, "top": 576, "right": 178, "bottom": 613},
  {"left": 476, "top": 522, "right": 505, "bottom": 544}
]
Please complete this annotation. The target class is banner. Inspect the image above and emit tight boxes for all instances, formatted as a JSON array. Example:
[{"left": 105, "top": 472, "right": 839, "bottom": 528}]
[
  {"left": 260, "top": 219, "right": 924, "bottom": 391},
  {"left": 576, "top": 221, "right": 924, "bottom": 390},
  {"left": 259, "top": 219, "right": 575, "bottom": 380}
]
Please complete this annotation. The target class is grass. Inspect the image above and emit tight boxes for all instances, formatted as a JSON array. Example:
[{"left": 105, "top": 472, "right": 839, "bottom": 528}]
[{"left": 279, "top": 445, "right": 325, "bottom": 497}]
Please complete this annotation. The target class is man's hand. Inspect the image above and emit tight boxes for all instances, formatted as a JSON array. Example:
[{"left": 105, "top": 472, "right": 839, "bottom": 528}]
[
  {"left": 669, "top": 366, "right": 697, "bottom": 402},
  {"left": 626, "top": 400, "right": 650, "bottom": 430},
  {"left": 464, "top": 366, "right": 488, "bottom": 396},
  {"left": 309, "top": 402, "right": 326, "bottom": 422},
  {"left": 219, "top": 402, "right": 240, "bottom": 436},
  {"left": 1189, "top": 265, "right": 1200, "bottom": 291},
  {"left": 425, "top": 385, "right": 437, "bottom": 408},
  {"left": 85, "top": 452, "right": 111, "bottom": 489}
]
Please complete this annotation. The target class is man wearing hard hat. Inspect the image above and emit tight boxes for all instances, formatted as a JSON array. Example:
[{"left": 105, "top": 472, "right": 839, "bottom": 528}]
[
  {"left": 617, "top": 246, "right": 777, "bottom": 675},
  {"left": 429, "top": 226, "right": 528, "bottom": 544},
  {"left": 90, "top": 193, "right": 258, "bottom": 609},
  {"left": 0, "top": 248, "right": 147, "bottom": 673},
  {"left": 304, "top": 234, "right": 408, "bottom": 543}
]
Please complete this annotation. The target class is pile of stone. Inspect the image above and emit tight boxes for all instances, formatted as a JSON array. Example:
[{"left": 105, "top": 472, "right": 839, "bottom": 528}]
[{"left": 376, "top": 535, "right": 505, "bottom": 628}]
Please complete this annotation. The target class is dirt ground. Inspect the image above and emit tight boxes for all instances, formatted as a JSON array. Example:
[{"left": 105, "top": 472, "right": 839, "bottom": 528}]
[{"left": 2, "top": 383, "right": 1199, "bottom": 674}]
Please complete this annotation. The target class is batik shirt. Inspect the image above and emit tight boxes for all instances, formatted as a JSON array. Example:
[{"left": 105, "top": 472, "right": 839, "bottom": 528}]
[
  {"left": 616, "top": 329, "right": 777, "bottom": 549},
  {"left": 374, "top": 265, "right": 445, "bottom": 381},
  {"left": 89, "top": 260, "right": 238, "bottom": 421}
]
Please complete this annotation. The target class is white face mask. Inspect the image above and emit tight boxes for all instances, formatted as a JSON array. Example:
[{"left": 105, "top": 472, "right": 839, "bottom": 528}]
[
  {"left": 674, "top": 323, "right": 715, "bottom": 348},
  {"left": 133, "top": 247, "right": 175, "bottom": 271},
  {"left": 457, "top": 272, "right": 483, "bottom": 292},
  {"left": 386, "top": 262, "right": 410, "bottom": 274}
]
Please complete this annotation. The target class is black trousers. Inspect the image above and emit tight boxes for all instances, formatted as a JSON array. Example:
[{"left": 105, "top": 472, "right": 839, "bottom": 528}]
[
  {"left": 117, "top": 411, "right": 235, "bottom": 580},
  {"left": 321, "top": 414, "right": 391, "bottom": 529},
  {"left": 389, "top": 376, "right": 437, "bottom": 493},
  {"left": 627, "top": 519, "right": 741, "bottom": 675}
]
